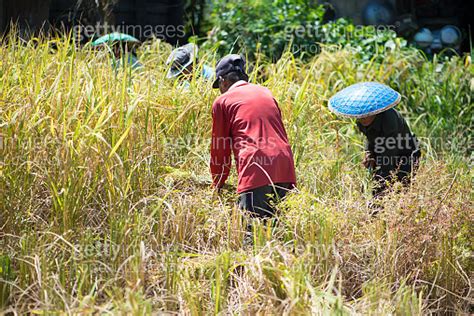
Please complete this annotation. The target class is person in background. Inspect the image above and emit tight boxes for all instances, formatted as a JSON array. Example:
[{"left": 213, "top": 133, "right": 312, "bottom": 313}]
[
  {"left": 210, "top": 54, "right": 296, "bottom": 218},
  {"left": 166, "top": 43, "right": 214, "bottom": 87},
  {"left": 92, "top": 33, "right": 143, "bottom": 70},
  {"left": 112, "top": 42, "right": 142, "bottom": 70},
  {"left": 357, "top": 108, "right": 421, "bottom": 198},
  {"left": 328, "top": 82, "right": 421, "bottom": 200}
]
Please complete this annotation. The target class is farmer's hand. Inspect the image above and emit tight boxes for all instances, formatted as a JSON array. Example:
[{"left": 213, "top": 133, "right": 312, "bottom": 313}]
[{"left": 362, "top": 152, "right": 376, "bottom": 169}]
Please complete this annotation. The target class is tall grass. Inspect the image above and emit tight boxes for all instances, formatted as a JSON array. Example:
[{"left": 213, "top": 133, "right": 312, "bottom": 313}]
[{"left": 1, "top": 33, "right": 472, "bottom": 314}]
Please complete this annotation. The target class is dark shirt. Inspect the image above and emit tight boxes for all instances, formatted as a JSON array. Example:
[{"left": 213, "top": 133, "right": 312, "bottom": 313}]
[{"left": 357, "top": 109, "right": 419, "bottom": 178}]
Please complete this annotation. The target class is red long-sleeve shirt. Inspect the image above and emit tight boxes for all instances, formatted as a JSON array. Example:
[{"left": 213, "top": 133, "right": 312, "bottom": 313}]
[{"left": 210, "top": 81, "right": 296, "bottom": 193}]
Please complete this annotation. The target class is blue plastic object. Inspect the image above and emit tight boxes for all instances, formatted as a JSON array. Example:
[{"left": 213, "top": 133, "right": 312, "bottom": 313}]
[
  {"left": 328, "top": 82, "right": 401, "bottom": 118},
  {"left": 363, "top": 1, "right": 394, "bottom": 25}
]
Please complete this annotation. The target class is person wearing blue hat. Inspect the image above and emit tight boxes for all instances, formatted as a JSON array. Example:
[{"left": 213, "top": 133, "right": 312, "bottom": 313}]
[
  {"left": 92, "top": 33, "right": 143, "bottom": 70},
  {"left": 357, "top": 108, "right": 421, "bottom": 198},
  {"left": 112, "top": 44, "right": 142, "bottom": 70},
  {"left": 210, "top": 54, "right": 296, "bottom": 218},
  {"left": 329, "top": 82, "right": 421, "bottom": 198},
  {"left": 166, "top": 43, "right": 214, "bottom": 88}
]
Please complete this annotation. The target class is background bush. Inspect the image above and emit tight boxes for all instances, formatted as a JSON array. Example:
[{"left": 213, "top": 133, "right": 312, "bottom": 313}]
[{"left": 202, "top": 0, "right": 409, "bottom": 63}]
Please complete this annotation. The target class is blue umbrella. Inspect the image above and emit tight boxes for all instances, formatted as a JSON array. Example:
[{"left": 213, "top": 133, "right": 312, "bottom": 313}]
[
  {"left": 328, "top": 82, "right": 401, "bottom": 118},
  {"left": 91, "top": 33, "right": 140, "bottom": 47}
]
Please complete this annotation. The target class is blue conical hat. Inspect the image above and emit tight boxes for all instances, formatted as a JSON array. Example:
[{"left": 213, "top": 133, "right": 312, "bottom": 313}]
[{"left": 328, "top": 82, "right": 401, "bottom": 118}]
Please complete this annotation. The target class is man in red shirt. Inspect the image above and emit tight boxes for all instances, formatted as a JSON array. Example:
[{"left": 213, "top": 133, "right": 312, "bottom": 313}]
[{"left": 210, "top": 54, "right": 296, "bottom": 218}]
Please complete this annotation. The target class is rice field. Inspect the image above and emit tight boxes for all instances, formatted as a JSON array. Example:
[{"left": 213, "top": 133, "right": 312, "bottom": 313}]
[{"left": 1, "top": 33, "right": 473, "bottom": 314}]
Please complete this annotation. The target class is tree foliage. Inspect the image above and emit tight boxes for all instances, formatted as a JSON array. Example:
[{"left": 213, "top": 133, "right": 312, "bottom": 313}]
[{"left": 202, "top": 0, "right": 407, "bottom": 61}]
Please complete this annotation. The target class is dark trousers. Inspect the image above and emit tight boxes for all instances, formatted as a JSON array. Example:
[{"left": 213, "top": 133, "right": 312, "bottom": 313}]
[
  {"left": 238, "top": 183, "right": 292, "bottom": 218},
  {"left": 373, "top": 150, "right": 421, "bottom": 198}
]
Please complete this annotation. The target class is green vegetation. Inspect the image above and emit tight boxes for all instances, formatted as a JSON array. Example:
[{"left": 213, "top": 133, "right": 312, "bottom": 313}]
[
  {"left": 1, "top": 30, "right": 472, "bottom": 314},
  {"left": 203, "top": 0, "right": 411, "bottom": 63},
  {"left": 203, "top": 0, "right": 324, "bottom": 59}
]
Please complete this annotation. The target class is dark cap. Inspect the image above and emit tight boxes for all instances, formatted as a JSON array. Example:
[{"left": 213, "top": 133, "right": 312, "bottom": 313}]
[
  {"left": 166, "top": 43, "right": 198, "bottom": 78},
  {"left": 212, "top": 54, "right": 247, "bottom": 88}
]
